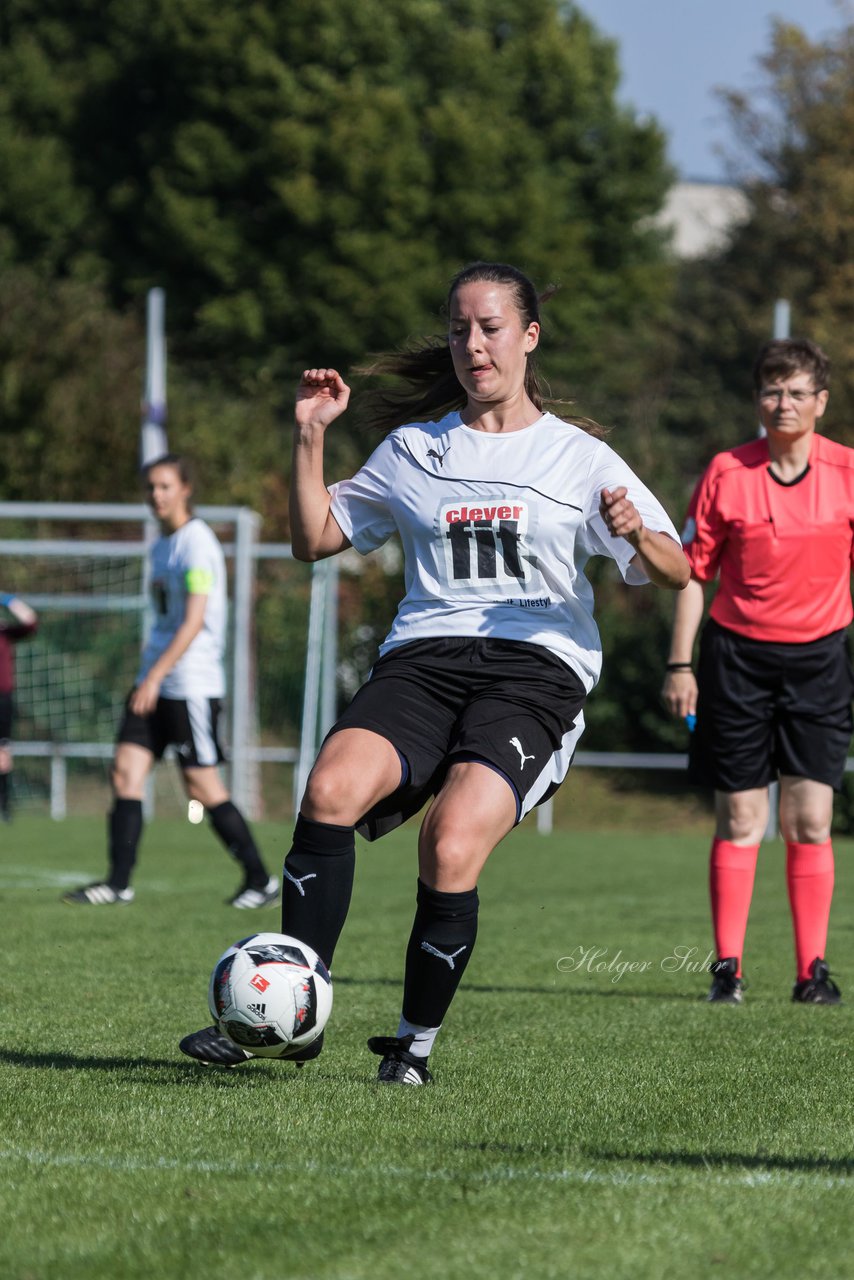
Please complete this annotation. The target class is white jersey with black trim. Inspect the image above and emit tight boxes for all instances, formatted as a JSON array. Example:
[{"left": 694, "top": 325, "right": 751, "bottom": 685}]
[
  {"left": 329, "top": 411, "right": 679, "bottom": 692},
  {"left": 138, "top": 517, "right": 227, "bottom": 698}
]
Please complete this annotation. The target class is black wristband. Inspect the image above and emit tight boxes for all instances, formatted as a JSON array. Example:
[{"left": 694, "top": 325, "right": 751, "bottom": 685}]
[{"left": 665, "top": 662, "right": 693, "bottom": 673}]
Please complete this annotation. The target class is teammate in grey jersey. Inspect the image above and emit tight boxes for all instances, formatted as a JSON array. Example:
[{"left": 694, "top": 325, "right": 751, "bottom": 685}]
[
  {"left": 64, "top": 455, "right": 278, "bottom": 910},
  {"left": 180, "top": 261, "right": 689, "bottom": 1081}
]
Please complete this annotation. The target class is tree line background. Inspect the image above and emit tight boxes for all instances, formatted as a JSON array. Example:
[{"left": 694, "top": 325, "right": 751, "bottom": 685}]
[{"left": 1, "top": 1, "right": 853, "bottom": 790}]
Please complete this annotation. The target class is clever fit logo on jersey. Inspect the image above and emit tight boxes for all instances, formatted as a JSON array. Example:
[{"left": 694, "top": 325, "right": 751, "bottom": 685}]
[{"left": 440, "top": 499, "right": 532, "bottom": 587}]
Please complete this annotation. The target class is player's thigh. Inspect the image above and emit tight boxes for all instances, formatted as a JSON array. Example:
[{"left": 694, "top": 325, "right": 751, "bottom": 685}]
[
  {"left": 302, "top": 727, "right": 407, "bottom": 826},
  {"left": 418, "top": 760, "right": 518, "bottom": 892},
  {"left": 183, "top": 765, "right": 230, "bottom": 808}
]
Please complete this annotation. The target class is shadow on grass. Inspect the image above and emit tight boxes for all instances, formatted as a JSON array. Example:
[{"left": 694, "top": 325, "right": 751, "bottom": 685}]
[
  {"left": 591, "top": 1149, "right": 854, "bottom": 1176},
  {"left": 335, "top": 974, "right": 700, "bottom": 1001},
  {"left": 0, "top": 1046, "right": 279, "bottom": 1081}
]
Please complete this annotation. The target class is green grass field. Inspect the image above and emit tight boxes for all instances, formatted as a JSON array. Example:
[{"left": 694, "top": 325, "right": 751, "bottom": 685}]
[{"left": 2, "top": 812, "right": 853, "bottom": 1280}]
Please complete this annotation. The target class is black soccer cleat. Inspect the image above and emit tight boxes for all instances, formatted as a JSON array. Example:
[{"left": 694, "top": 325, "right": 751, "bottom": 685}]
[
  {"left": 178, "top": 1025, "right": 325, "bottom": 1068},
  {"left": 792, "top": 957, "right": 842, "bottom": 1005},
  {"left": 179, "top": 1025, "right": 253, "bottom": 1067},
  {"left": 367, "top": 1035, "right": 433, "bottom": 1085},
  {"left": 287, "top": 1031, "right": 325, "bottom": 1066},
  {"left": 706, "top": 956, "right": 744, "bottom": 1004}
]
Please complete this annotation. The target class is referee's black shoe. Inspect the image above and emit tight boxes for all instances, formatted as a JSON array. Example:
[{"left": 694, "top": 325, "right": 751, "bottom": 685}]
[
  {"left": 367, "top": 1035, "right": 433, "bottom": 1085},
  {"left": 179, "top": 1025, "right": 325, "bottom": 1067},
  {"left": 706, "top": 956, "right": 744, "bottom": 1004},
  {"left": 792, "top": 957, "right": 841, "bottom": 1005}
]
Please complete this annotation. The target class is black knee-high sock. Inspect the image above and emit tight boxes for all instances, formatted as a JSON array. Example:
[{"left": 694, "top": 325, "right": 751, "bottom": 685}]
[
  {"left": 402, "top": 879, "right": 479, "bottom": 1029},
  {"left": 108, "top": 798, "right": 144, "bottom": 890},
  {"left": 282, "top": 815, "right": 356, "bottom": 970},
  {"left": 0, "top": 771, "right": 9, "bottom": 817},
  {"left": 208, "top": 800, "right": 268, "bottom": 887}
]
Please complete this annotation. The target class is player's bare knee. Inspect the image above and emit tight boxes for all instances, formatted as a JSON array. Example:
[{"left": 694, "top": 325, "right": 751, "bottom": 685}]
[
  {"left": 111, "top": 754, "right": 148, "bottom": 800},
  {"left": 781, "top": 816, "right": 831, "bottom": 845},
  {"left": 111, "top": 760, "right": 131, "bottom": 795},
  {"left": 716, "top": 811, "right": 766, "bottom": 844},
  {"left": 301, "top": 767, "right": 361, "bottom": 826},
  {"left": 419, "top": 823, "right": 480, "bottom": 888}
]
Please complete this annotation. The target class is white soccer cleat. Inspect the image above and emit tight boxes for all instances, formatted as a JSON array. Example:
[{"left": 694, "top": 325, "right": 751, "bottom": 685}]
[
  {"left": 62, "top": 882, "right": 135, "bottom": 905},
  {"left": 228, "top": 876, "right": 280, "bottom": 909}
]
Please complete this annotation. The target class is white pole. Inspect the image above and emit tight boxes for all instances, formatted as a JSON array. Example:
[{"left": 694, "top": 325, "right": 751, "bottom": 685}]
[
  {"left": 140, "top": 288, "right": 169, "bottom": 467},
  {"left": 50, "top": 751, "right": 66, "bottom": 821},
  {"left": 773, "top": 298, "right": 791, "bottom": 341},
  {"left": 319, "top": 560, "right": 339, "bottom": 738},
  {"left": 231, "top": 508, "right": 261, "bottom": 815},
  {"left": 294, "top": 561, "right": 328, "bottom": 812}
]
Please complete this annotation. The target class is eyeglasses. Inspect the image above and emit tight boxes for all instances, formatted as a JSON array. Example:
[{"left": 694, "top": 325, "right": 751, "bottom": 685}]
[{"left": 758, "top": 387, "right": 819, "bottom": 405}]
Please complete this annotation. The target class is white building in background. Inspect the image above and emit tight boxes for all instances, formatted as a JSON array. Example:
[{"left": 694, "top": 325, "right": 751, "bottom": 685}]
[{"left": 654, "top": 181, "right": 750, "bottom": 258}]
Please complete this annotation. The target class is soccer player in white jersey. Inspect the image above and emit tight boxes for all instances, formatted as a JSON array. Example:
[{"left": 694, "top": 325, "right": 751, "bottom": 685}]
[
  {"left": 180, "top": 261, "right": 688, "bottom": 1081},
  {"left": 64, "top": 455, "right": 278, "bottom": 909}
]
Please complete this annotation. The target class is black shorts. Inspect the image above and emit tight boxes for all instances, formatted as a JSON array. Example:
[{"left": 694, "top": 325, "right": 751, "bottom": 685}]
[
  {"left": 117, "top": 694, "right": 226, "bottom": 769},
  {"left": 328, "top": 637, "right": 587, "bottom": 840},
  {"left": 0, "top": 692, "right": 12, "bottom": 743},
  {"left": 690, "top": 620, "right": 854, "bottom": 792}
]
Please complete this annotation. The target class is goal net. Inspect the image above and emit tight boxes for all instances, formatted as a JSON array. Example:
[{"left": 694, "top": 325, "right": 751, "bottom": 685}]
[{"left": 0, "top": 502, "right": 317, "bottom": 820}]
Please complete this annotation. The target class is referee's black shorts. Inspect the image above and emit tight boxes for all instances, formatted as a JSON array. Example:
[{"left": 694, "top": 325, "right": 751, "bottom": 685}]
[
  {"left": 690, "top": 619, "right": 854, "bottom": 792},
  {"left": 327, "top": 637, "right": 587, "bottom": 840}
]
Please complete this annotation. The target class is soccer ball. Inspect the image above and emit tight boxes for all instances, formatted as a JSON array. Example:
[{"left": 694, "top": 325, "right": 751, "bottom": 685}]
[{"left": 208, "top": 932, "right": 332, "bottom": 1058}]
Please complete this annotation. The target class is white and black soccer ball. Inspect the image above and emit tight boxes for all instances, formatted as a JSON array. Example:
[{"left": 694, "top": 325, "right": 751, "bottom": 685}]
[{"left": 208, "top": 932, "right": 332, "bottom": 1058}]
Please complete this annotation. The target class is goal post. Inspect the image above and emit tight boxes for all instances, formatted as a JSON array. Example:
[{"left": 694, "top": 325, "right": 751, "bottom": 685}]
[{"left": 0, "top": 501, "right": 317, "bottom": 821}]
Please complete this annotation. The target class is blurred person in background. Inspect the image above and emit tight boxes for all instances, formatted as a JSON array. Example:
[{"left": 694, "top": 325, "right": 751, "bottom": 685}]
[
  {"left": 663, "top": 338, "right": 853, "bottom": 1006},
  {"left": 63, "top": 454, "right": 278, "bottom": 909},
  {"left": 0, "top": 594, "right": 38, "bottom": 821}
]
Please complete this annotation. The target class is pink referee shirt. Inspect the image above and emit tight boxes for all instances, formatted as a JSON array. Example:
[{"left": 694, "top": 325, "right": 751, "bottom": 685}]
[{"left": 681, "top": 434, "right": 854, "bottom": 642}]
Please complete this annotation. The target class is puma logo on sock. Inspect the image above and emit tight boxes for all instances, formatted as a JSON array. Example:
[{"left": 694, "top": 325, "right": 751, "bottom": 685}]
[
  {"left": 421, "top": 941, "right": 467, "bottom": 969},
  {"left": 283, "top": 868, "right": 317, "bottom": 897}
]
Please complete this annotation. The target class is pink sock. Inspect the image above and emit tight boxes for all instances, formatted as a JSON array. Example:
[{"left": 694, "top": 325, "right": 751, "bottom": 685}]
[
  {"left": 709, "top": 838, "right": 759, "bottom": 976},
  {"left": 786, "top": 840, "right": 834, "bottom": 982}
]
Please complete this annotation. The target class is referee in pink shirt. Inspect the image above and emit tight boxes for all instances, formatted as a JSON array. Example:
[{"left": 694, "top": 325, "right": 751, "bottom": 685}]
[{"left": 663, "top": 338, "right": 854, "bottom": 1005}]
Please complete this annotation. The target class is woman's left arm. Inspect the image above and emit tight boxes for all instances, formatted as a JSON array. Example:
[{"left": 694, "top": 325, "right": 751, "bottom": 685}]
[{"left": 599, "top": 487, "right": 690, "bottom": 590}]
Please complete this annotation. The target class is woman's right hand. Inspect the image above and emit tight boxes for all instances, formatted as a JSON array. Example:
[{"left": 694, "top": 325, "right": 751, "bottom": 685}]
[
  {"left": 295, "top": 368, "right": 351, "bottom": 431},
  {"left": 661, "top": 669, "right": 698, "bottom": 719}
]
